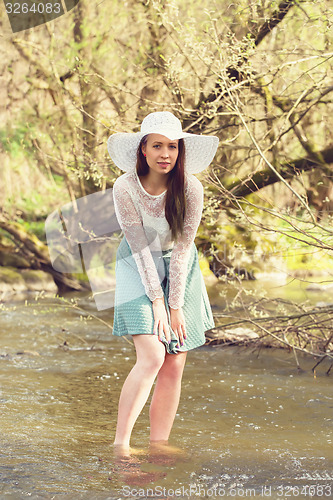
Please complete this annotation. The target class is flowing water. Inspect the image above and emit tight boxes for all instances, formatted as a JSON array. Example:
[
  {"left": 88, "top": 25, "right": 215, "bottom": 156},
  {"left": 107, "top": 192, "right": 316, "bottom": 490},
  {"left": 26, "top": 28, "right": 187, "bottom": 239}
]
[{"left": 0, "top": 278, "right": 332, "bottom": 499}]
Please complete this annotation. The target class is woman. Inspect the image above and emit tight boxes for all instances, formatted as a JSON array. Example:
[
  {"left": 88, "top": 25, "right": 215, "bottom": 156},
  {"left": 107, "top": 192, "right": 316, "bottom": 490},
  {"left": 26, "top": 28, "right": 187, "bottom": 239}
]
[{"left": 107, "top": 111, "right": 219, "bottom": 453}]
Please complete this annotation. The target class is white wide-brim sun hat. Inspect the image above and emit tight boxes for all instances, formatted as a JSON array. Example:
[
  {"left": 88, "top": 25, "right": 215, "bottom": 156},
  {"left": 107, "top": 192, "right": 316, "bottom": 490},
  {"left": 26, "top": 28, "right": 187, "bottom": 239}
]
[{"left": 107, "top": 111, "right": 219, "bottom": 174}]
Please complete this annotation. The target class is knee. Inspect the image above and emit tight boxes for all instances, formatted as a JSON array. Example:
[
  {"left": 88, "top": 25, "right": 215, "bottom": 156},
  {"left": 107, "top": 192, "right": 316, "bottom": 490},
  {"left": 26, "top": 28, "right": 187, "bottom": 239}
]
[
  {"left": 160, "top": 361, "right": 186, "bottom": 382},
  {"left": 136, "top": 352, "right": 165, "bottom": 376},
  {"left": 132, "top": 335, "right": 166, "bottom": 375}
]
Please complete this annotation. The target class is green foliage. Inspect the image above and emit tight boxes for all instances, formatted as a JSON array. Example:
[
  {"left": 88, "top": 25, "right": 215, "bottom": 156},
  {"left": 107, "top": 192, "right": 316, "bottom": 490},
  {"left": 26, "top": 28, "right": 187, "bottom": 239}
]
[
  {"left": 17, "top": 219, "right": 47, "bottom": 242},
  {"left": 0, "top": 124, "right": 32, "bottom": 158},
  {"left": 5, "top": 173, "right": 68, "bottom": 220},
  {"left": 275, "top": 214, "right": 333, "bottom": 273}
]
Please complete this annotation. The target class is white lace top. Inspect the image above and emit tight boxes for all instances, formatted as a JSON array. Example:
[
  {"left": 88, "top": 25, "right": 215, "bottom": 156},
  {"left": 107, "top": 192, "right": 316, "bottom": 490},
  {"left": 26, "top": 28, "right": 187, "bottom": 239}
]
[{"left": 112, "top": 169, "right": 204, "bottom": 309}]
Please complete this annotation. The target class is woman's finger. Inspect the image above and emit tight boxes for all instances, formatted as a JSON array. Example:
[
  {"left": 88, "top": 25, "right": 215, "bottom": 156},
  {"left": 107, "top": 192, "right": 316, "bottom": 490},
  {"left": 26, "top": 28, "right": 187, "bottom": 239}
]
[
  {"left": 175, "top": 328, "right": 181, "bottom": 348},
  {"left": 158, "top": 321, "right": 164, "bottom": 342},
  {"left": 164, "top": 321, "right": 171, "bottom": 344},
  {"left": 155, "top": 319, "right": 162, "bottom": 341},
  {"left": 178, "top": 327, "right": 184, "bottom": 346}
]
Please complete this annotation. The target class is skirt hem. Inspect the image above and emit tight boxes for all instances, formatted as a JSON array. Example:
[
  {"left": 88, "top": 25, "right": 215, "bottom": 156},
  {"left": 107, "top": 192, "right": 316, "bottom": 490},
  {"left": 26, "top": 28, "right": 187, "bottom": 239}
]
[{"left": 112, "top": 331, "right": 207, "bottom": 353}]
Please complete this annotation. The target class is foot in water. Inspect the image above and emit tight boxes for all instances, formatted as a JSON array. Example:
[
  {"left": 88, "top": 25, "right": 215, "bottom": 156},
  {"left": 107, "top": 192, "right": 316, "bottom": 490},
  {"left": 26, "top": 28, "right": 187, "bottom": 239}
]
[
  {"left": 110, "top": 443, "right": 166, "bottom": 485},
  {"left": 112, "top": 443, "right": 146, "bottom": 458},
  {"left": 148, "top": 440, "right": 189, "bottom": 465}
]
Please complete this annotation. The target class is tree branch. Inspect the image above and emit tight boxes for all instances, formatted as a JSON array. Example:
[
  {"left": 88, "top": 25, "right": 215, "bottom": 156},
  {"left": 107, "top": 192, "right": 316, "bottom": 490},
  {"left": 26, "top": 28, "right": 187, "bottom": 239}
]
[
  {"left": 226, "top": 146, "right": 333, "bottom": 198},
  {"left": 254, "top": 0, "right": 297, "bottom": 46}
]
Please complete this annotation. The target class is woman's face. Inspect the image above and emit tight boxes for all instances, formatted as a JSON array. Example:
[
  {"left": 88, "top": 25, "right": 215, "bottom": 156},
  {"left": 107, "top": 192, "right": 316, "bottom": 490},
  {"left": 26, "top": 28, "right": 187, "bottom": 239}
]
[{"left": 141, "top": 134, "right": 179, "bottom": 176}]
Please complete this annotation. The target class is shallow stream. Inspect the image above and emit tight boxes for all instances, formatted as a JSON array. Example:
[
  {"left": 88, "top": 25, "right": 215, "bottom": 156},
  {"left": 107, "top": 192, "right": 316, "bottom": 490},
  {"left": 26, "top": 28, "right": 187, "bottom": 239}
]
[{"left": 0, "top": 277, "right": 332, "bottom": 499}]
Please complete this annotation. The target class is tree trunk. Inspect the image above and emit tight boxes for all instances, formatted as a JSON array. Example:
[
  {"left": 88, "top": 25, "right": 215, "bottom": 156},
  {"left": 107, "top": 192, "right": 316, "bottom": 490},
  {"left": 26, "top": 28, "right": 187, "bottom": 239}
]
[{"left": 0, "top": 218, "right": 89, "bottom": 294}]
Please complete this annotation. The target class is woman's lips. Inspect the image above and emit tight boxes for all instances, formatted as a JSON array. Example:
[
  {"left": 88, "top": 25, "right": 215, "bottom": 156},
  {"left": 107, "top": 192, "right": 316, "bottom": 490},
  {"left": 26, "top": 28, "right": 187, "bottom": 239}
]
[{"left": 158, "top": 162, "right": 170, "bottom": 167}]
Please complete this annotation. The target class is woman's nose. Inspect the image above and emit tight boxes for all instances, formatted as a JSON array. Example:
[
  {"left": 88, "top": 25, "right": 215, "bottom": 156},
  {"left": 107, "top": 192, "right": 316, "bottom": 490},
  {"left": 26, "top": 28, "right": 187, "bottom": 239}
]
[{"left": 160, "top": 149, "right": 169, "bottom": 158}]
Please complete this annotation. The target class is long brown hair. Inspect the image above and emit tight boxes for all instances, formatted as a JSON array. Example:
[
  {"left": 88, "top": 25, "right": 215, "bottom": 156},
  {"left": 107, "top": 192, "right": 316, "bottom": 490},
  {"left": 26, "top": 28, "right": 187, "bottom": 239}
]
[{"left": 136, "top": 135, "right": 186, "bottom": 243}]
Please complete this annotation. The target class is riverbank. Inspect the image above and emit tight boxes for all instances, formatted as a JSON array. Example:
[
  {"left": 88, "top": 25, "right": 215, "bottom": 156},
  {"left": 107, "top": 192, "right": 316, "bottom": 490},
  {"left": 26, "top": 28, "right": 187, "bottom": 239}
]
[
  {"left": 0, "top": 266, "right": 57, "bottom": 296},
  {"left": 1, "top": 265, "right": 332, "bottom": 368}
]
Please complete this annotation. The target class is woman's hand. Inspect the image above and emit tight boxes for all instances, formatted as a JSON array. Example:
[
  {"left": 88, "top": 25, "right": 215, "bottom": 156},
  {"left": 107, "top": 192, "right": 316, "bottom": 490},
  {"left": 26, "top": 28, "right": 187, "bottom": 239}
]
[
  {"left": 152, "top": 297, "right": 171, "bottom": 344},
  {"left": 169, "top": 307, "right": 187, "bottom": 348}
]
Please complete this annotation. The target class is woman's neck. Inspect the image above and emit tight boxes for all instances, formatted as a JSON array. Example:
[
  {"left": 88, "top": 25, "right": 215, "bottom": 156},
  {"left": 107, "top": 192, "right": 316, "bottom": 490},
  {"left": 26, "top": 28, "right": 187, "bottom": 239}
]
[{"left": 139, "top": 171, "right": 169, "bottom": 193}]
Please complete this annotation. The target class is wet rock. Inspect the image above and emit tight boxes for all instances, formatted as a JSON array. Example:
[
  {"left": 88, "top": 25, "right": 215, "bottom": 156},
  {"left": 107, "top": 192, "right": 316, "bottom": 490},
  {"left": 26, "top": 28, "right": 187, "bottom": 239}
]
[
  {"left": 0, "top": 251, "right": 30, "bottom": 268},
  {"left": 16, "top": 350, "right": 40, "bottom": 356},
  {"left": 20, "top": 269, "right": 56, "bottom": 291},
  {"left": 305, "top": 399, "right": 325, "bottom": 407},
  {"left": 0, "top": 267, "right": 26, "bottom": 291},
  {"left": 206, "top": 327, "right": 259, "bottom": 345},
  {"left": 306, "top": 283, "right": 333, "bottom": 292},
  {"left": 0, "top": 266, "right": 57, "bottom": 294}
]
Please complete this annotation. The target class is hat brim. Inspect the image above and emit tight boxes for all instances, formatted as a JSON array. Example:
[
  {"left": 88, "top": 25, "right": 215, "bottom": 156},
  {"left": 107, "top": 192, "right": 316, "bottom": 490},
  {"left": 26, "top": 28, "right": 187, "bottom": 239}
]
[{"left": 107, "top": 130, "right": 219, "bottom": 174}]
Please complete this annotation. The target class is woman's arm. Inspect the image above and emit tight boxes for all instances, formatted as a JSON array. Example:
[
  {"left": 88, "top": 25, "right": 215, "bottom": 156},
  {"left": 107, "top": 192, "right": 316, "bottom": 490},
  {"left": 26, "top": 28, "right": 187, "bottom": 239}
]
[{"left": 168, "top": 176, "right": 204, "bottom": 310}]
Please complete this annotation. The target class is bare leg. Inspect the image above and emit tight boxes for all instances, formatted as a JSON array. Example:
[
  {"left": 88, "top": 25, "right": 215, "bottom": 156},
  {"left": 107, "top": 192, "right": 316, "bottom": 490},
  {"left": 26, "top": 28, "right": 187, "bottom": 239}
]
[
  {"left": 113, "top": 334, "right": 165, "bottom": 448},
  {"left": 149, "top": 350, "right": 187, "bottom": 442}
]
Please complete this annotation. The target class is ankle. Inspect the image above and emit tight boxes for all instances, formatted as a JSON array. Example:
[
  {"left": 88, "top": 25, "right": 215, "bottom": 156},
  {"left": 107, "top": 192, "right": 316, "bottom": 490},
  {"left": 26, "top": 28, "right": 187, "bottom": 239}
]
[
  {"left": 113, "top": 440, "right": 130, "bottom": 447},
  {"left": 149, "top": 439, "right": 169, "bottom": 445}
]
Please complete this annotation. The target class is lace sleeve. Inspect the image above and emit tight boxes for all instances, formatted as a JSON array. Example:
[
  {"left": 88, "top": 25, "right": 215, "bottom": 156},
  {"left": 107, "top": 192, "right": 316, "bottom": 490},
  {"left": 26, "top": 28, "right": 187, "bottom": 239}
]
[
  {"left": 168, "top": 176, "right": 204, "bottom": 310},
  {"left": 113, "top": 181, "right": 164, "bottom": 303}
]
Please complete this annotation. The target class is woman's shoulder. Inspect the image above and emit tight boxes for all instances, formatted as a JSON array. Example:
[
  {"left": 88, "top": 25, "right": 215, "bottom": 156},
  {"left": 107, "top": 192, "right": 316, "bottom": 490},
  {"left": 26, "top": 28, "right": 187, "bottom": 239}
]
[
  {"left": 113, "top": 171, "right": 134, "bottom": 191},
  {"left": 185, "top": 173, "right": 203, "bottom": 195}
]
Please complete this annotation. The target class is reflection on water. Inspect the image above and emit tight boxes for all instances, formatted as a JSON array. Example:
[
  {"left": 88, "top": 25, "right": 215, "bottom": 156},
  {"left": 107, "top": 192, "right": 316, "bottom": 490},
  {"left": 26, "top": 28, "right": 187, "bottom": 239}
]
[{"left": 0, "top": 294, "right": 332, "bottom": 498}]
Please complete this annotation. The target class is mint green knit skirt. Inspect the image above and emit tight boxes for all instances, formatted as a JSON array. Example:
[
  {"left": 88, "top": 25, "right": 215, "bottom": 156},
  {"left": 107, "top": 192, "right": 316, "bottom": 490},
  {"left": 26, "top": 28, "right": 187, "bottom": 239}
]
[{"left": 112, "top": 236, "right": 215, "bottom": 354}]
